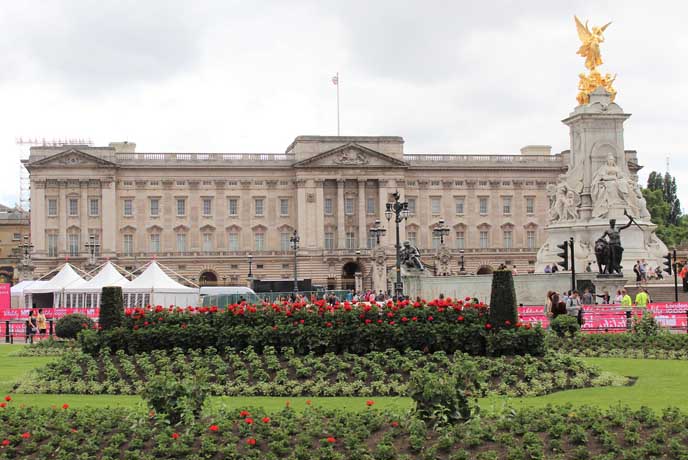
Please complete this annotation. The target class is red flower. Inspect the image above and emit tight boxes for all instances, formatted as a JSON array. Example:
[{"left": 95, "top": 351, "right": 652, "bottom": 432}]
[
  {"left": 391, "top": 421, "right": 399, "bottom": 427},
  {"left": 401, "top": 317, "right": 408, "bottom": 322},
  {"left": 245, "top": 417, "right": 254, "bottom": 425},
  {"left": 306, "top": 399, "right": 312, "bottom": 405},
  {"left": 299, "top": 319, "right": 305, "bottom": 324},
  {"left": 366, "top": 400, "right": 374, "bottom": 406},
  {"left": 1, "top": 439, "right": 9, "bottom": 446},
  {"left": 326, "top": 437, "right": 336, "bottom": 444},
  {"left": 246, "top": 438, "right": 257, "bottom": 446},
  {"left": 504, "top": 320, "right": 511, "bottom": 326},
  {"left": 21, "top": 432, "right": 30, "bottom": 439},
  {"left": 133, "top": 325, "right": 139, "bottom": 330},
  {"left": 525, "top": 323, "right": 532, "bottom": 329},
  {"left": 325, "top": 322, "right": 333, "bottom": 328},
  {"left": 209, "top": 424, "right": 219, "bottom": 432},
  {"left": 389, "top": 321, "right": 395, "bottom": 325},
  {"left": 262, "top": 417, "right": 271, "bottom": 423},
  {"left": 387, "top": 312, "right": 394, "bottom": 318},
  {"left": 364, "top": 319, "right": 372, "bottom": 324},
  {"left": 240, "top": 410, "right": 250, "bottom": 417},
  {"left": 427, "top": 315, "right": 434, "bottom": 321},
  {"left": 485, "top": 323, "right": 492, "bottom": 329},
  {"left": 171, "top": 432, "right": 180, "bottom": 439},
  {"left": 62, "top": 403, "right": 69, "bottom": 410},
  {"left": 3, "top": 396, "right": 10, "bottom": 402},
  {"left": 0, "top": 403, "right": 5, "bottom": 408},
  {"left": 411, "top": 316, "right": 418, "bottom": 321},
  {"left": 457, "top": 316, "right": 464, "bottom": 322}
]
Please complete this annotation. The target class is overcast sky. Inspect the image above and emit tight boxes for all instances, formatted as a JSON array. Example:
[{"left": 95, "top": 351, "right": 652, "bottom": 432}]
[{"left": 1, "top": 0, "right": 686, "bottom": 210}]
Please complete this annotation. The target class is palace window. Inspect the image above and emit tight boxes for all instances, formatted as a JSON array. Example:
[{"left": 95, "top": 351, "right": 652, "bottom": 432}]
[
  {"left": 431, "top": 197, "right": 441, "bottom": 215},
  {"left": 324, "top": 198, "right": 333, "bottom": 215},
  {"left": 89, "top": 198, "right": 99, "bottom": 217},
  {"left": 280, "top": 231, "right": 290, "bottom": 251},
  {"left": 150, "top": 198, "right": 159, "bottom": 216},
  {"left": 407, "top": 231, "right": 417, "bottom": 247},
  {"left": 48, "top": 199, "right": 58, "bottom": 217},
  {"left": 503, "top": 230, "right": 513, "bottom": 249},
  {"left": 344, "top": 197, "right": 354, "bottom": 215},
  {"left": 176, "top": 199, "right": 186, "bottom": 216},
  {"left": 68, "top": 233, "right": 79, "bottom": 256},
  {"left": 345, "top": 231, "right": 356, "bottom": 249},
  {"left": 367, "top": 197, "right": 375, "bottom": 215},
  {"left": 202, "top": 233, "right": 213, "bottom": 251},
  {"left": 455, "top": 231, "right": 465, "bottom": 249},
  {"left": 228, "top": 232, "right": 239, "bottom": 251},
  {"left": 280, "top": 198, "right": 289, "bottom": 216},
  {"left": 527, "top": 230, "right": 536, "bottom": 249},
  {"left": 367, "top": 234, "right": 376, "bottom": 249},
  {"left": 324, "top": 232, "right": 334, "bottom": 250},
  {"left": 432, "top": 234, "right": 441, "bottom": 249},
  {"left": 479, "top": 230, "right": 489, "bottom": 249},
  {"left": 203, "top": 198, "right": 212, "bottom": 216},
  {"left": 479, "top": 197, "right": 488, "bottom": 214},
  {"left": 228, "top": 198, "right": 238, "bottom": 216},
  {"left": 526, "top": 197, "right": 535, "bottom": 214},
  {"left": 503, "top": 196, "right": 512, "bottom": 215},
  {"left": 68, "top": 198, "right": 78, "bottom": 216},
  {"left": 254, "top": 231, "right": 265, "bottom": 251},
  {"left": 150, "top": 234, "right": 161, "bottom": 253},
  {"left": 407, "top": 198, "right": 416, "bottom": 215},
  {"left": 123, "top": 199, "right": 133, "bottom": 217},
  {"left": 176, "top": 233, "right": 187, "bottom": 252},
  {"left": 47, "top": 234, "right": 58, "bottom": 257},
  {"left": 123, "top": 234, "right": 133, "bottom": 256},
  {"left": 255, "top": 198, "right": 264, "bottom": 217},
  {"left": 455, "top": 198, "right": 464, "bottom": 215}
]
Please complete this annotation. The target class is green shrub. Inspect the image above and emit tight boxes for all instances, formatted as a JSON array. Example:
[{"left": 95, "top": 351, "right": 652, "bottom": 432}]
[
  {"left": 633, "top": 313, "right": 660, "bottom": 336},
  {"left": 486, "top": 326, "right": 546, "bottom": 356},
  {"left": 99, "top": 286, "right": 124, "bottom": 331},
  {"left": 141, "top": 371, "right": 209, "bottom": 425},
  {"left": 488, "top": 270, "right": 518, "bottom": 328},
  {"left": 55, "top": 314, "right": 94, "bottom": 340},
  {"left": 550, "top": 315, "right": 580, "bottom": 337},
  {"left": 408, "top": 369, "right": 476, "bottom": 427}
]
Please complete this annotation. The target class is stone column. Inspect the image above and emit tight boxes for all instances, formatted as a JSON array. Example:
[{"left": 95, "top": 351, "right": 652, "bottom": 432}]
[
  {"left": 337, "top": 179, "right": 345, "bottom": 249},
  {"left": 58, "top": 181, "right": 67, "bottom": 253},
  {"left": 296, "top": 179, "right": 308, "bottom": 248},
  {"left": 357, "top": 179, "right": 367, "bottom": 249},
  {"left": 377, "top": 180, "right": 388, "bottom": 248},
  {"left": 314, "top": 179, "right": 325, "bottom": 249},
  {"left": 80, "top": 180, "right": 89, "bottom": 256},
  {"left": 101, "top": 179, "right": 117, "bottom": 257},
  {"left": 30, "top": 180, "right": 46, "bottom": 253}
]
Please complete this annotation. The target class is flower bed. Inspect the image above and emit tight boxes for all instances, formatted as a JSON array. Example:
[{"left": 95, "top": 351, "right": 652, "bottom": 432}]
[
  {"left": 80, "top": 298, "right": 545, "bottom": 357},
  {"left": 1, "top": 403, "right": 687, "bottom": 459},
  {"left": 547, "top": 334, "right": 688, "bottom": 359},
  {"left": 15, "top": 347, "right": 624, "bottom": 398}
]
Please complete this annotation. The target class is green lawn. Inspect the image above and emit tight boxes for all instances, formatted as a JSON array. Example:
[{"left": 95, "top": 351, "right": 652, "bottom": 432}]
[{"left": 2, "top": 344, "right": 688, "bottom": 413}]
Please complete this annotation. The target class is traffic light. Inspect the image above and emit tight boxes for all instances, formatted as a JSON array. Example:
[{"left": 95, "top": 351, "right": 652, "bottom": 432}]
[
  {"left": 557, "top": 241, "right": 569, "bottom": 271},
  {"left": 663, "top": 252, "right": 673, "bottom": 275}
]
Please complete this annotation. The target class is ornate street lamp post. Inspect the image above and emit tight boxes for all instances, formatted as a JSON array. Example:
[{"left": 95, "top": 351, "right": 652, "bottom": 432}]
[
  {"left": 369, "top": 219, "right": 387, "bottom": 246},
  {"left": 385, "top": 191, "right": 409, "bottom": 299},
  {"left": 459, "top": 249, "right": 465, "bottom": 273},
  {"left": 247, "top": 253, "right": 254, "bottom": 287},
  {"left": 432, "top": 218, "right": 450, "bottom": 246},
  {"left": 290, "top": 230, "right": 300, "bottom": 295},
  {"left": 19, "top": 235, "right": 34, "bottom": 266},
  {"left": 84, "top": 234, "right": 100, "bottom": 266}
]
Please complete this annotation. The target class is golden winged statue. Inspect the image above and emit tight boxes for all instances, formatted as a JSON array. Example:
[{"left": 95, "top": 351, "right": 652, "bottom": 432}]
[
  {"left": 575, "top": 16, "right": 611, "bottom": 71},
  {"left": 574, "top": 16, "right": 616, "bottom": 105}
]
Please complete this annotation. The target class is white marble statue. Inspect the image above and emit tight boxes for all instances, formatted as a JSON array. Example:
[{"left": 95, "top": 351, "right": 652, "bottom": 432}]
[{"left": 591, "top": 154, "right": 629, "bottom": 218}]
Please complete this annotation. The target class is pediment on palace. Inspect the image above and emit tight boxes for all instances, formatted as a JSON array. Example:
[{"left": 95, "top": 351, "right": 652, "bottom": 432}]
[
  {"left": 293, "top": 143, "right": 408, "bottom": 169},
  {"left": 28, "top": 149, "right": 116, "bottom": 169}
]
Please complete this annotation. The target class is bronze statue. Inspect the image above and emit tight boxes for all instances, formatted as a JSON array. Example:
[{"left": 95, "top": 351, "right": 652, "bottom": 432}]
[
  {"left": 595, "top": 210, "right": 635, "bottom": 274},
  {"left": 400, "top": 240, "right": 424, "bottom": 271}
]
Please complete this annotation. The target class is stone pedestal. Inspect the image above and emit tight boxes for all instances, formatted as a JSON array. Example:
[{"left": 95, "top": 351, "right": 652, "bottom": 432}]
[
  {"left": 16, "top": 262, "right": 35, "bottom": 282},
  {"left": 371, "top": 247, "right": 388, "bottom": 293},
  {"left": 354, "top": 272, "right": 363, "bottom": 293},
  {"left": 592, "top": 274, "right": 630, "bottom": 300},
  {"left": 537, "top": 88, "right": 667, "bottom": 272}
]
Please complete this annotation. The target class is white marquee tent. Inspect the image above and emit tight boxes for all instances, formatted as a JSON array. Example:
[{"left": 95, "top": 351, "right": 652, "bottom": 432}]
[
  {"left": 64, "top": 262, "right": 131, "bottom": 308},
  {"left": 123, "top": 261, "right": 198, "bottom": 307},
  {"left": 10, "top": 280, "right": 49, "bottom": 308},
  {"left": 23, "top": 264, "right": 87, "bottom": 308}
]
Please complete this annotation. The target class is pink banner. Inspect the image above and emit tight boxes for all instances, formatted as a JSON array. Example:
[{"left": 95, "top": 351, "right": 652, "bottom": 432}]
[
  {"left": 0, "top": 284, "right": 9, "bottom": 309},
  {"left": 0, "top": 307, "right": 99, "bottom": 322}
]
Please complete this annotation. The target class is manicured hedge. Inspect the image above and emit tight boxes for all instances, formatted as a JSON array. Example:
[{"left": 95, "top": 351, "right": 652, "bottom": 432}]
[
  {"left": 79, "top": 299, "right": 545, "bottom": 357},
  {"left": 547, "top": 333, "right": 688, "bottom": 359},
  {"left": 1, "top": 403, "right": 688, "bottom": 459}
]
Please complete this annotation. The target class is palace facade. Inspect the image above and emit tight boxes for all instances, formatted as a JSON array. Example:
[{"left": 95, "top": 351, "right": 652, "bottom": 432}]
[{"left": 24, "top": 135, "right": 639, "bottom": 291}]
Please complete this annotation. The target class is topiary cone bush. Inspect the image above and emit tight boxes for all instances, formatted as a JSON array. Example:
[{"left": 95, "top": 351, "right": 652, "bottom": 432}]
[
  {"left": 55, "top": 314, "right": 94, "bottom": 340},
  {"left": 99, "top": 286, "right": 124, "bottom": 331},
  {"left": 489, "top": 270, "right": 518, "bottom": 329}
]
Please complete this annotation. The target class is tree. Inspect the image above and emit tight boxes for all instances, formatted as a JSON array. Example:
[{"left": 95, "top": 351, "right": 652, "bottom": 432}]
[
  {"left": 99, "top": 286, "right": 124, "bottom": 331},
  {"left": 643, "top": 171, "right": 686, "bottom": 247}
]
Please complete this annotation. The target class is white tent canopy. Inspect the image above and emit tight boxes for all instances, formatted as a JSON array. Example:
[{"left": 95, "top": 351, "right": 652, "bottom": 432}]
[
  {"left": 24, "top": 264, "right": 87, "bottom": 308},
  {"left": 64, "top": 262, "right": 131, "bottom": 308},
  {"left": 10, "top": 280, "right": 49, "bottom": 308},
  {"left": 123, "top": 261, "right": 198, "bottom": 307}
]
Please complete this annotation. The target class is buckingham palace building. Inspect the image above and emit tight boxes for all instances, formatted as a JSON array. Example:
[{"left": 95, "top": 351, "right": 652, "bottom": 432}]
[{"left": 25, "top": 135, "right": 642, "bottom": 291}]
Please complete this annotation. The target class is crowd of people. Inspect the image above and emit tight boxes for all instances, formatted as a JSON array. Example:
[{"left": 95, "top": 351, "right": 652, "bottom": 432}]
[{"left": 543, "top": 286, "right": 654, "bottom": 325}]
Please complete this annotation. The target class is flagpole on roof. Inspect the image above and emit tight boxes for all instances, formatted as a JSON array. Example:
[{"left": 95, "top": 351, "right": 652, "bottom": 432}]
[{"left": 332, "top": 72, "right": 340, "bottom": 136}]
